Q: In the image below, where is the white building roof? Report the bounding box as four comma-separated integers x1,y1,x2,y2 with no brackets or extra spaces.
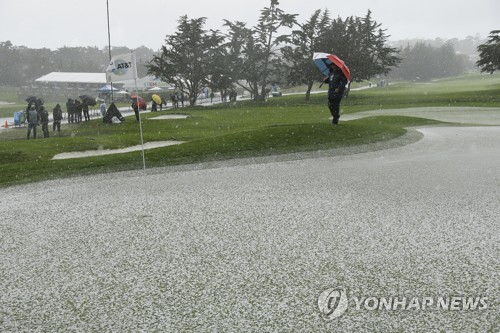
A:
35,72,107,84
34,72,172,90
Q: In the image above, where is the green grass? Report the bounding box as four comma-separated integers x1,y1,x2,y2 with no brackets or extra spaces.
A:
0,73,499,188
0,106,442,188
0,114,442,188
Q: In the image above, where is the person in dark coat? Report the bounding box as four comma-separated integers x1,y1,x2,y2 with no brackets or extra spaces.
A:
66,98,74,123
82,102,90,121
74,100,82,123
324,63,348,125
39,106,50,138
180,93,185,107
53,104,63,133
132,101,140,121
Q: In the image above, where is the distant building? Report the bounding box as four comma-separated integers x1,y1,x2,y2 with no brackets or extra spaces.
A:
34,72,171,91
35,72,109,90
28,72,172,103
118,75,173,91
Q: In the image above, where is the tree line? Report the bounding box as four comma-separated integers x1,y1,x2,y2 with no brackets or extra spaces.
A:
147,2,402,104
389,42,471,81
1,0,497,104
147,0,487,104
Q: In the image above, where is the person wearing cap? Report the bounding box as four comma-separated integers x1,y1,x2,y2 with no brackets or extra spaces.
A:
323,63,348,125
26,105,39,139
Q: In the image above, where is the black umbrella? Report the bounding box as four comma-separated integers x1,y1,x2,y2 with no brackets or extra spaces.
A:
25,96,37,104
25,96,44,111
79,95,97,106
25,96,44,105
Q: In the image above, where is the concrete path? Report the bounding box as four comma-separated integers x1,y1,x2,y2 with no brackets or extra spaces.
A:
343,106,500,125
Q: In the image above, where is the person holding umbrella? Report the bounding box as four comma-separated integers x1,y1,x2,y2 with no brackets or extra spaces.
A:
324,63,348,125
313,53,351,126
82,102,90,121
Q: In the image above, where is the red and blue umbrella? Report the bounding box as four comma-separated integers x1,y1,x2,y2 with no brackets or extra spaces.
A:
313,52,351,81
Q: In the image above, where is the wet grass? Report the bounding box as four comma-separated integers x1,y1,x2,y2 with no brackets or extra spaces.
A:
1,73,498,187
0,112,442,188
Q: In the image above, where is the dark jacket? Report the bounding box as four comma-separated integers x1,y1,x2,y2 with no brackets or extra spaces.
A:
324,70,348,100
27,109,39,125
53,105,63,121
39,107,49,123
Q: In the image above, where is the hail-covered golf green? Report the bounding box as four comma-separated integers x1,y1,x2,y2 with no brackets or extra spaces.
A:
1,74,499,331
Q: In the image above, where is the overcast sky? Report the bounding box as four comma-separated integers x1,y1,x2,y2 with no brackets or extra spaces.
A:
0,0,498,50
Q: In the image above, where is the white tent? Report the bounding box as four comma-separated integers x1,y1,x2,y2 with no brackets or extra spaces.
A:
35,72,107,84
147,86,163,91
97,85,120,92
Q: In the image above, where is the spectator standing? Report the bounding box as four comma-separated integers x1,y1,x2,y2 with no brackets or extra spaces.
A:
74,100,82,123
100,101,107,117
66,98,74,123
171,93,177,109
26,105,39,139
132,101,140,122
82,103,90,121
39,105,49,138
53,104,63,133
39,106,50,138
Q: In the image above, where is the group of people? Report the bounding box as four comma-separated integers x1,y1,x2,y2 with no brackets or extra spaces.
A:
170,92,185,108
26,98,63,139
26,96,99,139
23,62,346,140
65,98,91,123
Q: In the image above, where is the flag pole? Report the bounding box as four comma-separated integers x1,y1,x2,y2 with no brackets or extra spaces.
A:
131,51,150,212
131,51,147,173
106,2,148,214
106,0,114,102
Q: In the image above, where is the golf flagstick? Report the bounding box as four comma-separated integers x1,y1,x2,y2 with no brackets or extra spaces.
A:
131,51,150,214
106,1,150,216
106,0,114,102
